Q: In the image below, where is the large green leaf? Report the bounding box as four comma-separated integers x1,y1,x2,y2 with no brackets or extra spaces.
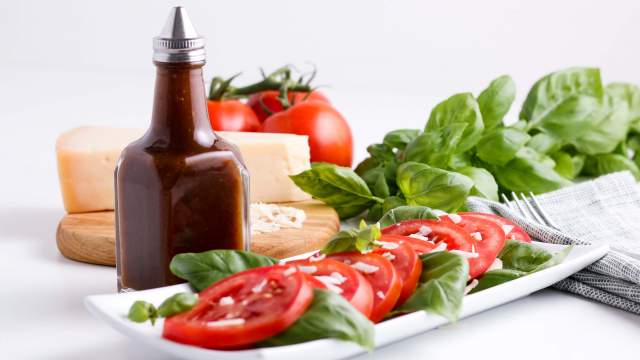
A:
493,148,572,194
520,67,604,140
457,167,499,201
476,127,531,166
395,252,468,321
607,82,640,133
499,240,572,273
570,95,630,155
383,129,421,150
260,289,375,350
378,205,438,228
170,250,278,291
397,162,474,212
290,163,382,219
426,92,485,152
478,75,516,130
582,154,640,180
321,223,381,255
403,124,467,168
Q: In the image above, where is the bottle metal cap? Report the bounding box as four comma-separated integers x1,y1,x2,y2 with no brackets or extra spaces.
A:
153,7,205,63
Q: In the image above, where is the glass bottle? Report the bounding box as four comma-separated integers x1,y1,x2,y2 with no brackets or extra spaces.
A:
115,7,249,291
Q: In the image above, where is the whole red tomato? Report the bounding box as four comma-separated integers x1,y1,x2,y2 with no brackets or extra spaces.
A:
207,100,261,132
247,90,330,123
261,101,353,167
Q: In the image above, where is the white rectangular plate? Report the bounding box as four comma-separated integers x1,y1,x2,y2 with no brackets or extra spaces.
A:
85,242,608,360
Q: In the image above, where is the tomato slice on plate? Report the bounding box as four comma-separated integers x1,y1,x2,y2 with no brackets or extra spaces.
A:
455,214,506,278
163,265,313,349
460,212,532,243
328,252,401,322
372,240,422,305
379,234,437,255
289,258,373,317
382,219,482,277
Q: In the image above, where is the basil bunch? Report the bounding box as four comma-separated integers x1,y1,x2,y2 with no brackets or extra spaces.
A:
292,67,640,221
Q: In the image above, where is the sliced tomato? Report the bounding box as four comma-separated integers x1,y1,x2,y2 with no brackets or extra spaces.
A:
328,252,401,322
302,273,327,289
372,240,422,305
380,234,437,255
455,215,506,278
163,265,313,349
382,219,482,278
460,212,532,243
288,258,373,317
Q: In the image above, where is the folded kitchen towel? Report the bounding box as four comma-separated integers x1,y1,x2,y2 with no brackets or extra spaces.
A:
466,171,640,315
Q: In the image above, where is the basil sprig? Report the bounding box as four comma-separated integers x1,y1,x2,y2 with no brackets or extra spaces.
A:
127,292,197,325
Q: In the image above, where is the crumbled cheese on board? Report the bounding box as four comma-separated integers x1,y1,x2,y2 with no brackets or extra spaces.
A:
250,203,306,235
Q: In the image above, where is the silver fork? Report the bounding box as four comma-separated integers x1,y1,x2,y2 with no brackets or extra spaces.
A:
500,191,561,231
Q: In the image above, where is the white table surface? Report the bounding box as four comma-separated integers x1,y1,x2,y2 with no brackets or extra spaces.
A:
1,67,639,360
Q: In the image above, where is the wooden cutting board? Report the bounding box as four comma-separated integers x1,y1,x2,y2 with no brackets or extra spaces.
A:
56,200,339,266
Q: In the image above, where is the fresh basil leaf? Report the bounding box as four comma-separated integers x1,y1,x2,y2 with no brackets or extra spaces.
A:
582,153,640,180
478,75,516,130
321,223,381,255
449,152,472,170
383,129,421,150
366,202,384,223
527,132,561,155
395,252,468,321
170,250,278,291
290,163,382,219
552,151,579,180
360,166,391,198
128,300,158,325
476,127,531,166
378,205,438,228
457,167,499,201
397,162,474,212
367,143,395,163
354,157,379,177
493,148,571,193
426,92,484,152
381,196,408,214
260,289,375,350
570,96,630,155
520,67,604,140
469,269,527,294
607,82,640,133
157,292,198,318
404,124,467,168
499,240,571,273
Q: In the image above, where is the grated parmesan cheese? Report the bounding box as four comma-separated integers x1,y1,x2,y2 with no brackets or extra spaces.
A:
448,214,462,224
283,267,297,276
464,279,479,295
502,225,514,236
376,291,385,300
449,249,479,259
429,242,448,253
433,209,448,217
374,240,400,250
251,279,267,293
381,252,396,261
470,232,483,241
352,261,380,274
207,318,245,327
409,233,431,242
488,258,503,271
315,274,345,294
298,265,318,274
218,296,234,306
418,225,432,236
250,203,306,235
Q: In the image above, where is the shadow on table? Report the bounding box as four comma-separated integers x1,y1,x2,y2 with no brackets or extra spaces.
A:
0,206,67,262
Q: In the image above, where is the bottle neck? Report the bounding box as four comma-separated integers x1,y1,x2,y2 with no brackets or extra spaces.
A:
148,61,216,148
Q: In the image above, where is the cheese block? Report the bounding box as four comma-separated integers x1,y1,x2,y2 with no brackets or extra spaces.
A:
217,131,311,203
56,126,144,213
56,126,311,213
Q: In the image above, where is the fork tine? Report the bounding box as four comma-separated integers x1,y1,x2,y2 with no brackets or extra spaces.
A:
501,193,513,210
510,192,532,220
519,192,547,225
528,192,561,230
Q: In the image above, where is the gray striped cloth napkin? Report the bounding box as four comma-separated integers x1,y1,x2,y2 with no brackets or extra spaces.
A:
465,171,640,314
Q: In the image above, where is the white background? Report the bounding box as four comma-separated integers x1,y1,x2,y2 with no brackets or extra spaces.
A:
1,1,639,359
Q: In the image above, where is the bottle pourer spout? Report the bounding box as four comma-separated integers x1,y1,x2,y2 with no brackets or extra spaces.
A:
153,7,205,63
